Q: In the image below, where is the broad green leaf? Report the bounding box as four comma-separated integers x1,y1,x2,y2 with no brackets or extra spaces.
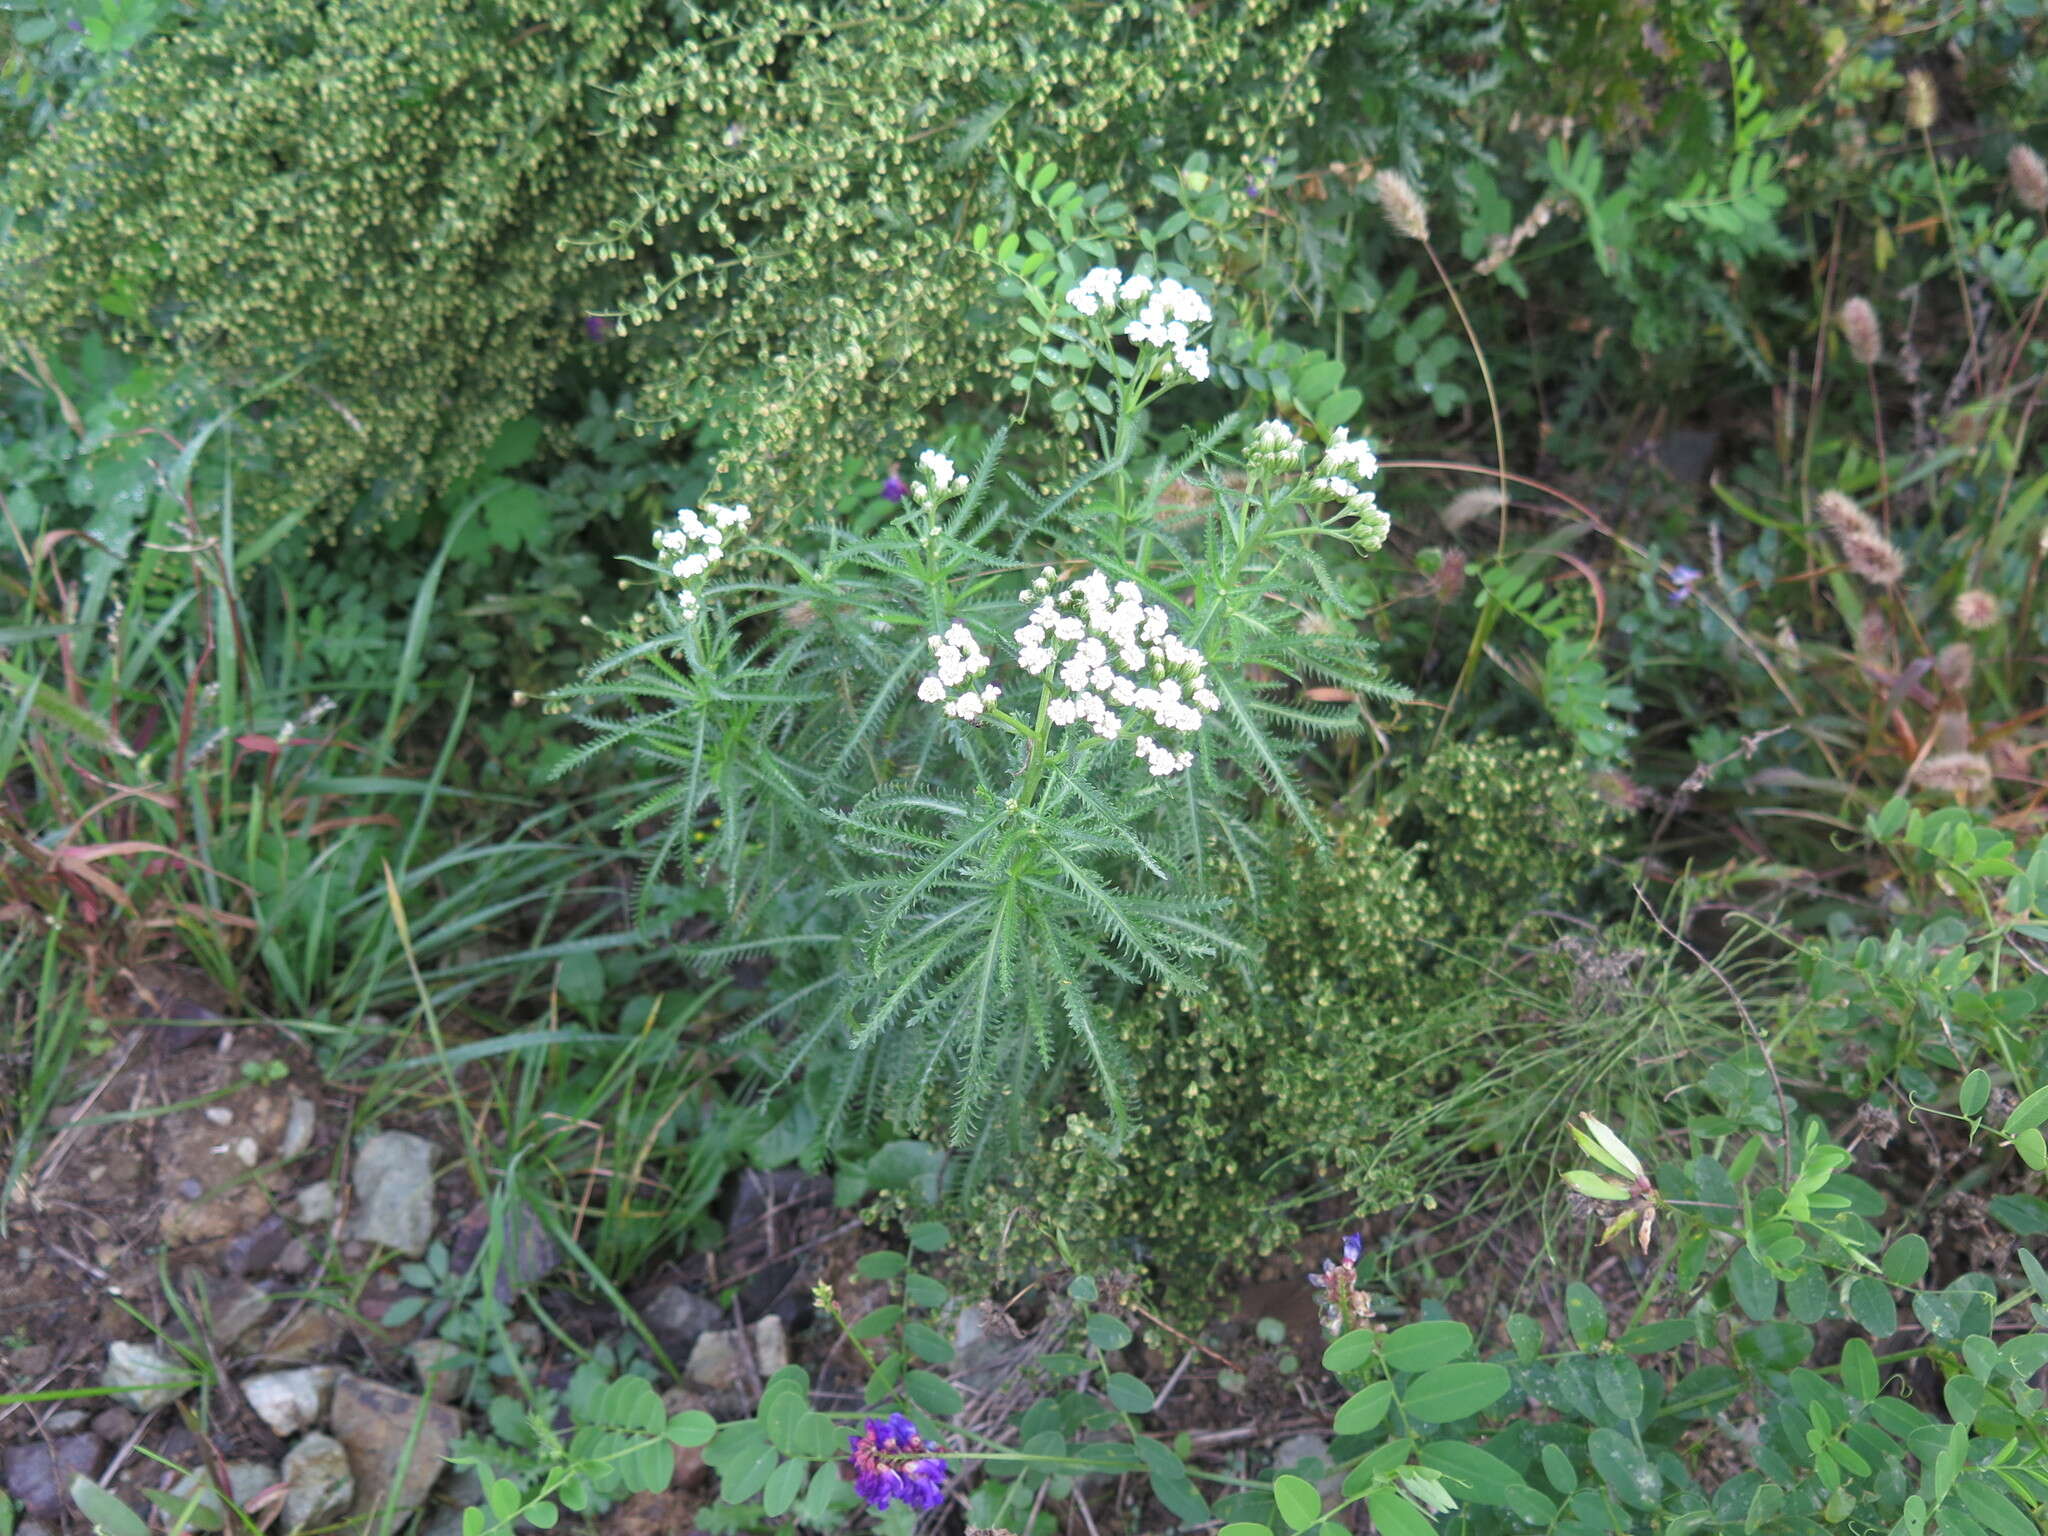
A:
1366,1488,1436,1536
1564,1283,1607,1348
762,1459,805,1518
1839,1337,1879,1401
1541,1444,1578,1494
1587,1427,1662,1508
904,1369,961,1417
1323,1329,1380,1373
2005,1083,2048,1136
1594,1357,1644,1422
1087,1314,1134,1351
1106,1373,1155,1414
855,1251,907,1280
1884,1235,1931,1287
1382,1320,1474,1372
1274,1474,1322,1531
1729,1249,1778,1321
72,1477,153,1536
1960,1069,1992,1119
1403,1362,1511,1423
1847,1275,1898,1338
1419,1440,1523,1506
1334,1380,1395,1434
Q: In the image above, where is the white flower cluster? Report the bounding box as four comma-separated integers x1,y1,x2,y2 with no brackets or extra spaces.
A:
1318,426,1379,482
911,448,969,504
653,502,751,617
917,624,1002,721
1063,264,1213,383
1308,429,1390,554
1247,418,1305,472
1015,567,1218,776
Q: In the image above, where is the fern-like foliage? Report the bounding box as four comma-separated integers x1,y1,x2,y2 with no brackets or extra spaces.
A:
558,279,1408,1146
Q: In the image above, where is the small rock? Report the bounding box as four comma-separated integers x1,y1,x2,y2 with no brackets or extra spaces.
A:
90,1406,137,1443
281,1096,317,1160
169,1460,278,1520
225,1215,291,1278
329,1372,463,1535
260,1306,345,1364
643,1284,724,1345
178,1177,204,1200
235,1136,260,1168
277,1237,314,1275
409,1339,469,1403
6,1438,103,1520
104,1340,189,1411
205,1105,234,1126
184,1271,276,1347
347,1133,438,1257
240,1367,337,1438
43,1409,87,1433
294,1181,336,1225
8,1342,52,1377
445,1200,561,1306
684,1316,786,1396
281,1433,354,1532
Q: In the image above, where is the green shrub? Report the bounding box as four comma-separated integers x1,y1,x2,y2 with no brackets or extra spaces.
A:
4,1,1379,540
962,735,1629,1295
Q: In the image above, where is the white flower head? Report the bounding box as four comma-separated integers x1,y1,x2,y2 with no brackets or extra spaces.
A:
654,502,749,613
1065,265,1125,317
1318,427,1379,482
1018,565,1219,775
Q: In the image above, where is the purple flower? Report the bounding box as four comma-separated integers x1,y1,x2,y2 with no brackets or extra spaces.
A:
847,1414,948,1513
1309,1233,1375,1336
881,469,907,503
583,315,615,342
1667,564,1702,605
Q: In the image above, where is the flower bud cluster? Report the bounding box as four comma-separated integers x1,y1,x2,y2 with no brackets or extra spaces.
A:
1016,567,1219,775
917,623,1002,721
652,502,750,617
1307,429,1390,553
1063,263,1213,382
1247,418,1305,472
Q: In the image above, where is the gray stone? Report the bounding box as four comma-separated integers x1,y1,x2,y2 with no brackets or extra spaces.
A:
15,1519,56,1536
281,1096,318,1160
347,1133,438,1257
240,1366,337,1438
684,1316,786,1395
408,1339,469,1403
187,1272,275,1347
329,1372,463,1535
90,1406,137,1444
6,1437,103,1520
104,1340,189,1411
281,1433,354,1533
43,1409,87,1433
643,1284,724,1344
168,1460,279,1520
294,1181,336,1225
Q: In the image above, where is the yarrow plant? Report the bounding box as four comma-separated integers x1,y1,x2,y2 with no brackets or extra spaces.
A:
651,501,751,618
559,249,1407,1144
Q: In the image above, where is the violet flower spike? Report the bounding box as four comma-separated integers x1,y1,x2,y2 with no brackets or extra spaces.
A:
1667,565,1702,605
881,468,907,503
847,1413,949,1513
